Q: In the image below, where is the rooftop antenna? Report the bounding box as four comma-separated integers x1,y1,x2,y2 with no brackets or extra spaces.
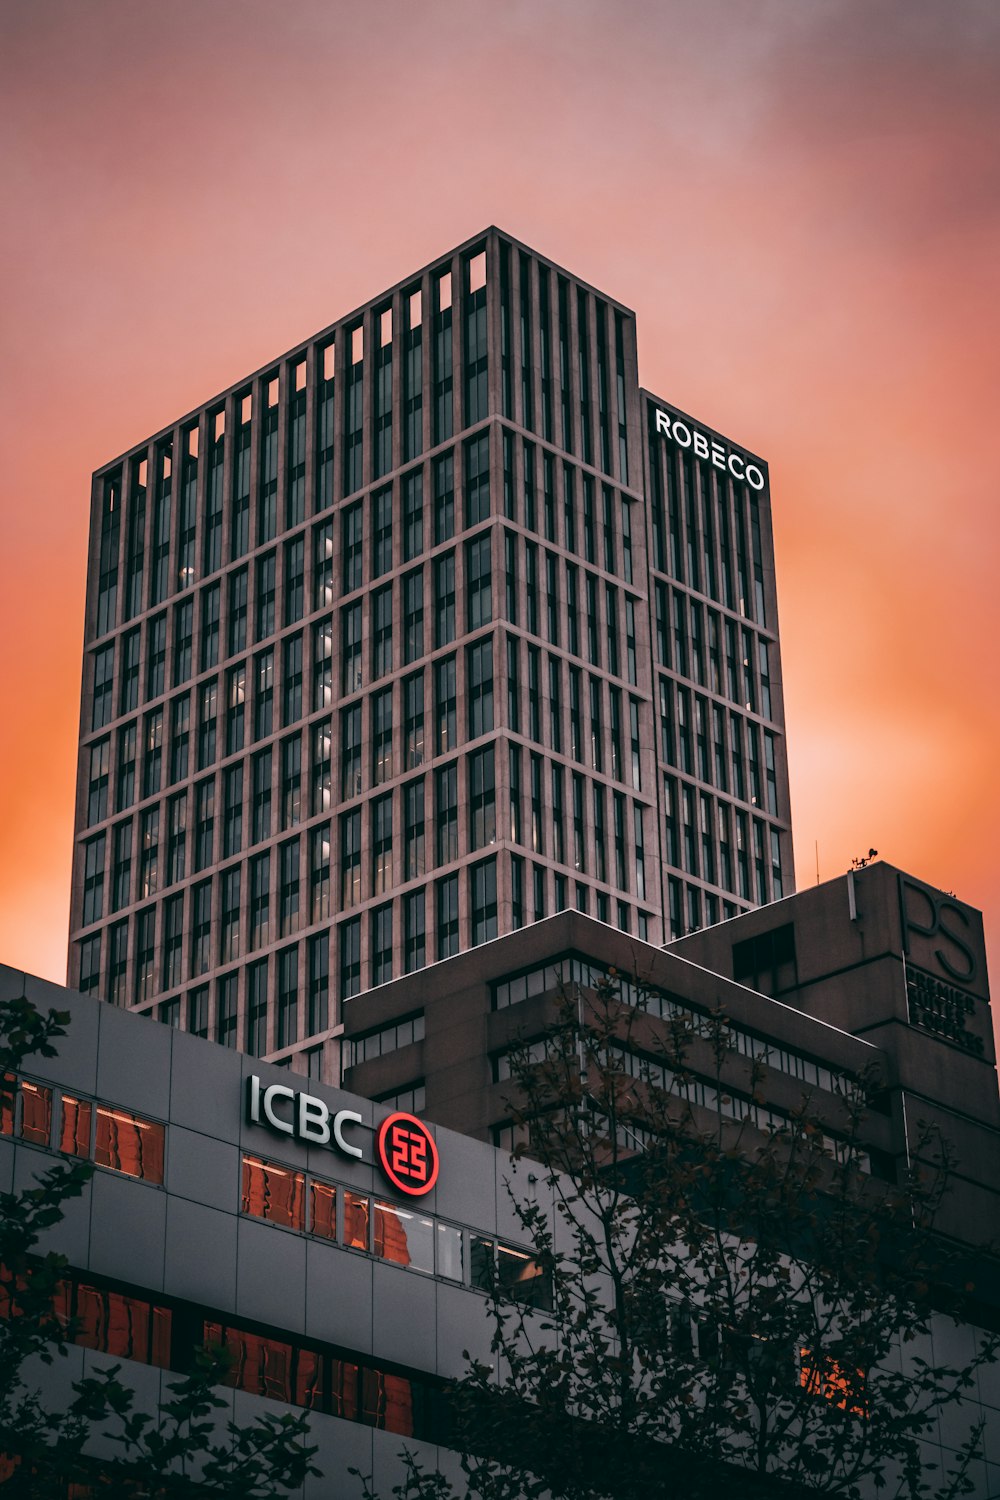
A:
815,840,820,886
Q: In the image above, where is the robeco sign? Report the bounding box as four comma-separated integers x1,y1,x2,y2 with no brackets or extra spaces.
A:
246,1075,439,1196
653,407,765,492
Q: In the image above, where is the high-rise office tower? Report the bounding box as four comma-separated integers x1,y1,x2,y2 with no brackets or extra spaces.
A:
68,228,794,1080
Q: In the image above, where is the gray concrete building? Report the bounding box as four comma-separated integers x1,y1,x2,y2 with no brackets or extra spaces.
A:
340,860,1000,1247
5,886,1000,1492
67,229,794,1082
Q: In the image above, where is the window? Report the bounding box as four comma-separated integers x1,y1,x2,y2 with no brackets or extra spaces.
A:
120,628,140,716
433,451,454,543
404,779,425,881
96,473,121,638
147,611,167,700
282,634,303,726
203,413,223,575
404,889,426,973
241,1155,305,1230
197,680,217,770
188,985,209,1038
95,1106,164,1183
222,764,243,858
403,569,424,664
232,394,252,554
201,584,221,671
169,693,190,785
344,324,364,493
190,879,211,976
277,947,298,1049
374,310,393,479
372,794,393,895
372,486,393,577
82,835,105,927
436,873,459,959
371,904,393,986
228,567,248,658
78,935,101,996
226,663,246,756
467,637,493,739
217,973,238,1048
340,809,361,908
404,290,423,463
251,748,272,844
372,585,393,679
464,432,490,526
166,793,186,885
247,959,268,1055
162,893,183,991
341,600,361,693
433,270,453,445
92,644,115,730
470,858,497,945
250,850,270,950
254,650,274,740
313,520,334,609
311,721,331,816
469,746,496,849
404,671,424,769
340,916,361,999
341,703,362,799
279,838,300,937
220,866,241,964
466,534,492,630
434,655,457,753
436,763,458,866
284,537,305,626
343,501,363,593
59,1092,92,1157
402,469,423,561
318,343,336,510
111,821,132,912
308,931,330,1033
464,249,488,426
345,1012,424,1068
255,553,276,642
88,738,110,826
287,365,307,526
194,779,215,872
372,687,393,787
139,807,159,898
434,553,455,648
280,734,302,829
732,922,798,996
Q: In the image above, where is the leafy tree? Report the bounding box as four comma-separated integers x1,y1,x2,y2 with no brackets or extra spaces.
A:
0,993,319,1498
359,973,997,1500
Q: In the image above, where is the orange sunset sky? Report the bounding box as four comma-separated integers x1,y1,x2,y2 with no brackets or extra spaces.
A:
1,1,998,986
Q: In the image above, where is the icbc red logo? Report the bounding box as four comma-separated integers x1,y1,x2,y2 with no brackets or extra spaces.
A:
376,1112,439,1197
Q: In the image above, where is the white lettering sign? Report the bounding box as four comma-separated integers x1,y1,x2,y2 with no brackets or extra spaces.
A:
653,408,765,492
247,1075,364,1160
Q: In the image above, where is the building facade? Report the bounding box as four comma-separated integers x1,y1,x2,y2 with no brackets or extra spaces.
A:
6,890,1000,1493
68,228,794,1080
339,861,1000,1246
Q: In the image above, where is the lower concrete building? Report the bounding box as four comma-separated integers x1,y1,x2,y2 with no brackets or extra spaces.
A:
3,860,1000,1493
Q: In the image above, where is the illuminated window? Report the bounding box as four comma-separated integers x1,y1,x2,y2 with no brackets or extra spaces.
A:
94,1106,164,1183
799,1349,868,1419
497,1243,552,1310
374,1202,434,1274
343,1190,370,1251
20,1080,52,1146
241,1155,305,1230
75,1282,171,1369
310,1179,336,1240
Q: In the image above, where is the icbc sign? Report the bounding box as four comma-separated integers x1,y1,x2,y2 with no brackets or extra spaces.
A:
246,1077,440,1198
377,1112,440,1197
